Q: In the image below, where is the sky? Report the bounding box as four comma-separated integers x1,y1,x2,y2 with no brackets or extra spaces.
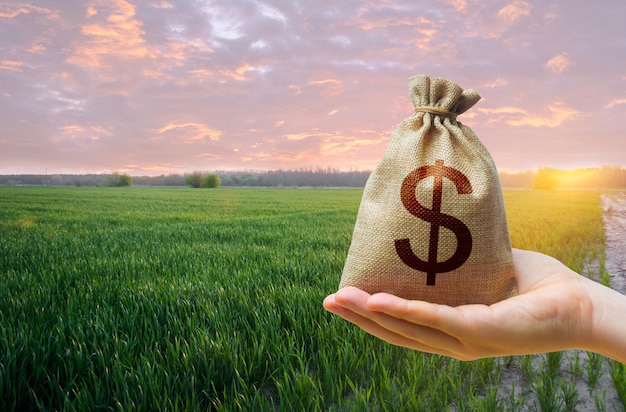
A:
0,0,625,176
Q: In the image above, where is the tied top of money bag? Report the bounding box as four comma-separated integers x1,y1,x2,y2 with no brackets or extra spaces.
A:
339,74,517,306
409,74,481,121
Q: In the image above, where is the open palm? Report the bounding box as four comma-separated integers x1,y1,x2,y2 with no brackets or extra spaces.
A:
324,249,598,361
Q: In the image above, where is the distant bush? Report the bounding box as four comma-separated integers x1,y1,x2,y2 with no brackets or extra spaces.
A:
185,172,221,188
203,173,221,188
185,172,204,188
108,172,132,187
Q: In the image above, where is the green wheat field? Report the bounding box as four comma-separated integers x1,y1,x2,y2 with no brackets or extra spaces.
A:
1,187,624,411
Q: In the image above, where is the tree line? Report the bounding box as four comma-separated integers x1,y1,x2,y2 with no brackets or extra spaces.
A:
496,165,626,190
0,168,372,188
1,166,625,189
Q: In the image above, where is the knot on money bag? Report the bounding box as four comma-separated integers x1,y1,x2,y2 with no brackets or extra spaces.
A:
338,74,516,306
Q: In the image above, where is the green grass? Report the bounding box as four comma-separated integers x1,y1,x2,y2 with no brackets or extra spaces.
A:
504,190,605,272
0,187,622,410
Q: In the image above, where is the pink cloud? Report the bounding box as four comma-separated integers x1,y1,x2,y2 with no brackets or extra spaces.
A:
155,122,222,143
0,3,58,20
50,124,111,143
0,60,26,72
506,103,579,128
307,78,343,95
605,98,626,109
476,103,580,128
444,0,467,12
481,78,508,88
546,53,572,74
67,0,158,72
497,1,532,23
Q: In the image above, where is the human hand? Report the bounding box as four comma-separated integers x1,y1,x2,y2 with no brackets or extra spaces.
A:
324,249,626,363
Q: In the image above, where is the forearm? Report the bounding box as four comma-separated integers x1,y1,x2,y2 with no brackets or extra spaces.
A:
587,279,626,363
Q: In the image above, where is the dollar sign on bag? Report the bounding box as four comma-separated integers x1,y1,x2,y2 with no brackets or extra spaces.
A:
395,159,473,286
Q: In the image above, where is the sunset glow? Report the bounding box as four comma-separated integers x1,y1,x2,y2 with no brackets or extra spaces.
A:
0,1,625,175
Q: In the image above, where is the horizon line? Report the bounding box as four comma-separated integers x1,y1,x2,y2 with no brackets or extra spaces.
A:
1,164,625,177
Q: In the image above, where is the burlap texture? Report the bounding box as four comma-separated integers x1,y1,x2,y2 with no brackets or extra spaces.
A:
339,74,516,306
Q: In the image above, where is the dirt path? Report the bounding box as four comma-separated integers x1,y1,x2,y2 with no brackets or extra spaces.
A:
493,193,626,411
602,192,626,294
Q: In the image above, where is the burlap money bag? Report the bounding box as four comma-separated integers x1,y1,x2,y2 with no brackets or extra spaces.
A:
339,74,516,306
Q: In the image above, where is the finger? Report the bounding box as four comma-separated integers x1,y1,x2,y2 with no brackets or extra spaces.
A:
332,286,372,308
325,292,407,341
327,289,464,357
365,293,468,352
324,289,379,330
326,299,460,358
332,288,432,333
366,293,471,333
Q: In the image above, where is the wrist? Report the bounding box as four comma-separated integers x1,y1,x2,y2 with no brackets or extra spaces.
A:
586,279,626,363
